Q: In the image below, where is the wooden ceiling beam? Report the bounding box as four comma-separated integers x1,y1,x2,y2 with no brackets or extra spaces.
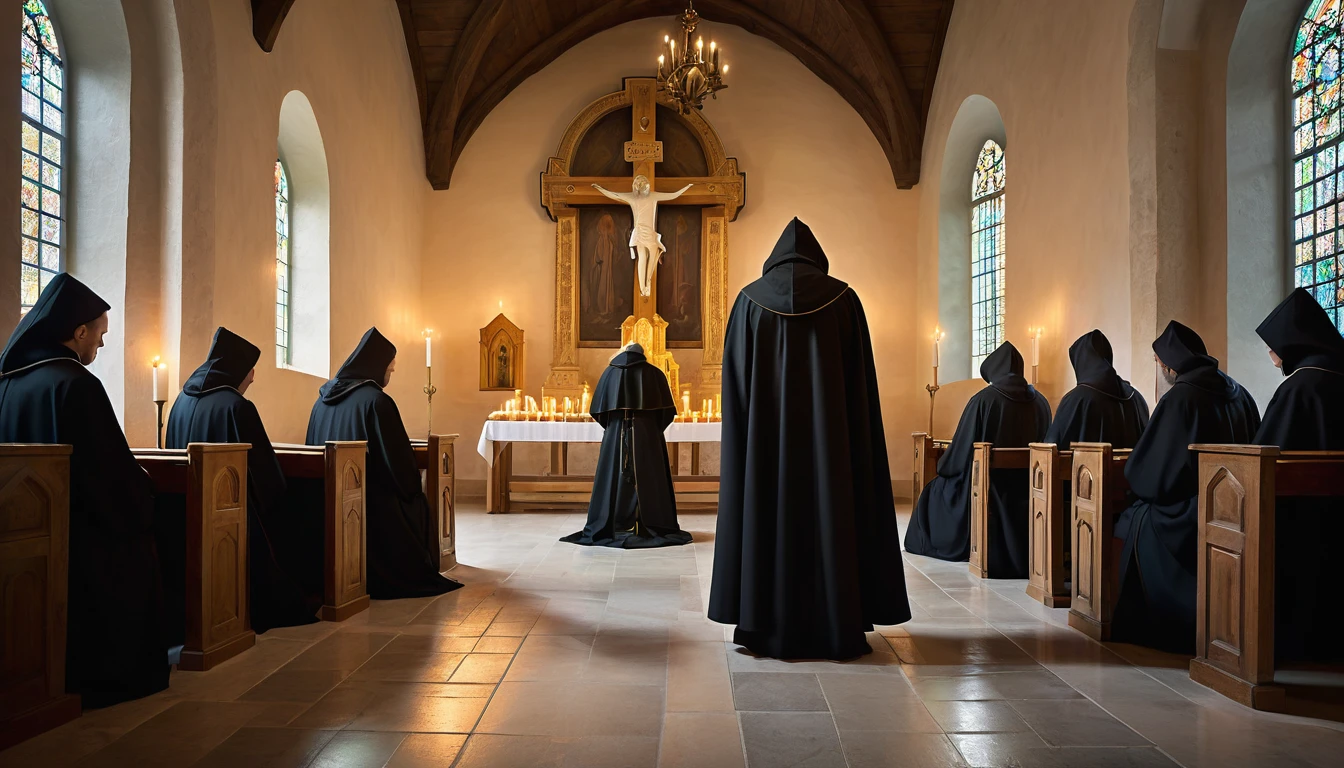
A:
251,0,297,53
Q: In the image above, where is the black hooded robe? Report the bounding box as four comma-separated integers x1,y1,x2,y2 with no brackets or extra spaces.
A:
0,273,169,707
903,342,1052,578
1044,330,1150,450
165,327,320,633
708,218,911,660
1253,288,1344,662
306,328,461,598
560,345,692,549
1113,321,1260,653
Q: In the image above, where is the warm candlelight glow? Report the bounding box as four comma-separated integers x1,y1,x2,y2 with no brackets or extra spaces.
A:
422,328,433,367
151,356,167,401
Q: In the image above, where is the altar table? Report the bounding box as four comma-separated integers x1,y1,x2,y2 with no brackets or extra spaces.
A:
476,420,722,513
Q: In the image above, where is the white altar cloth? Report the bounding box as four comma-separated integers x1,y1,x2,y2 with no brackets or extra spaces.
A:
477,420,722,465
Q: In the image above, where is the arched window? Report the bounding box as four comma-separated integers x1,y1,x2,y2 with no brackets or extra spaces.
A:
275,159,291,365
20,0,64,314
1292,0,1344,329
970,139,1005,369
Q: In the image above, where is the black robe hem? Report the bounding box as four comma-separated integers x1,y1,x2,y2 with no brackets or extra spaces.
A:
560,527,693,549
731,626,873,662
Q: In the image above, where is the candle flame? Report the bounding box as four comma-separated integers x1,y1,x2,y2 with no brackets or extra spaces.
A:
423,328,432,337
721,64,728,74
710,41,716,51
664,34,669,43
151,355,160,366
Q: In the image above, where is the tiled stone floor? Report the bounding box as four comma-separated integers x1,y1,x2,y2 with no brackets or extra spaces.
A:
4,503,1344,767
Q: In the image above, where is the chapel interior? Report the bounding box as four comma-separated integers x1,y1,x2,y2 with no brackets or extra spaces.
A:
3,0,1344,766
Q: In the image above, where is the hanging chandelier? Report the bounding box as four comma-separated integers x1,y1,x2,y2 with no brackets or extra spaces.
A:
656,1,727,114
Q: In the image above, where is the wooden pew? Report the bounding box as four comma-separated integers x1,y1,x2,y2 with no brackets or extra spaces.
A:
1066,443,1131,641
911,432,949,501
412,434,458,571
968,443,1030,579
134,444,255,671
1026,443,1072,607
272,442,370,621
1188,445,1344,712
0,445,80,749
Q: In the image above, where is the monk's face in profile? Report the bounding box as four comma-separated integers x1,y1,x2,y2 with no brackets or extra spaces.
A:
66,312,109,365
1153,354,1177,387
384,356,396,387
1267,347,1283,370
239,368,256,395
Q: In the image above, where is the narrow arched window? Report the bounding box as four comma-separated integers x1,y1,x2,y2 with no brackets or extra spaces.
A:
275,159,291,365
970,139,1005,370
20,0,64,314
1292,0,1344,329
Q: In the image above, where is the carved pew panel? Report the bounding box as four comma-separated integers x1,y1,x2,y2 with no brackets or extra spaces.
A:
136,444,255,671
1188,445,1344,712
1027,444,1071,608
274,442,369,622
968,444,1030,579
911,432,949,502
415,434,458,571
1067,444,1130,641
0,445,80,749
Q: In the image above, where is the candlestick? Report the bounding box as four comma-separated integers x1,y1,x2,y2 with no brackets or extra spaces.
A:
424,364,437,437
926,364,941,435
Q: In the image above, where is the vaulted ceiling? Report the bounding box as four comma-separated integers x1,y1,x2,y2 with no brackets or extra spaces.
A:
259,1,955,190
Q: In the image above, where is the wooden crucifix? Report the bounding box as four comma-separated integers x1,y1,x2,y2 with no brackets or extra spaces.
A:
540,77,745,400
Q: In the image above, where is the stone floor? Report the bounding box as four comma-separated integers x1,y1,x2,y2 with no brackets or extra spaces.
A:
4,504,1344,768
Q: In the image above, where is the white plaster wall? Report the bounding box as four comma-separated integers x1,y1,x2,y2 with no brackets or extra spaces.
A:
195,0,429,443
420,19,920,492
918,0,1139,409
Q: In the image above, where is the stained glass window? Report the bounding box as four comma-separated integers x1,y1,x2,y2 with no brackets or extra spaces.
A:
20,0,63,314
1292,0,1344,332
971,139,1006,370
275,159,291,365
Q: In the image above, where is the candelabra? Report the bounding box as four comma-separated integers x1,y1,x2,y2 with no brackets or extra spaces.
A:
424,365,437,438
926,365,940,435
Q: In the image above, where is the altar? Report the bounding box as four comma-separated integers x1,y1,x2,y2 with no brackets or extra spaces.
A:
477,420,721,513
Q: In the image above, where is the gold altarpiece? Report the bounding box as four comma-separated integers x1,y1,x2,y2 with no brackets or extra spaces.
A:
540,77,745,402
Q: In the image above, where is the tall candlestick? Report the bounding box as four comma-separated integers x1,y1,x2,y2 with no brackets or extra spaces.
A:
424,364,437,437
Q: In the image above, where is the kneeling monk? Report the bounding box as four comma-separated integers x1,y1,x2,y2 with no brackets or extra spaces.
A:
306,328,461,598
561,343,692,548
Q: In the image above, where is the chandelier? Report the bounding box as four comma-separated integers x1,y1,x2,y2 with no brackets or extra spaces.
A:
656,1,727,114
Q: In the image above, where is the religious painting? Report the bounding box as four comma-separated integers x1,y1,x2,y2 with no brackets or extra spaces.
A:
657,205,703,346
479,313,524,391
578,205,635,344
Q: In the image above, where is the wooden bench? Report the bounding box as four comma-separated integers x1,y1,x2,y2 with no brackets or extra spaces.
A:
0,445,80,749
968,444,1031,578
1188,445,1344,712
911,432,949,500
1026,443,1072,607
134,444,255,671
411,435,458,570
1066,443,1131,641
272,442,370,621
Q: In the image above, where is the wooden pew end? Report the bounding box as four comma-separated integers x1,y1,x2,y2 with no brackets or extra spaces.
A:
319,594,371,623
1189,658,1286,713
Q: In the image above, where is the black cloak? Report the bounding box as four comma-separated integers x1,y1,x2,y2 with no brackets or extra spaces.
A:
1044,330,1150,450
1113,321,1261,652
560,344,691,549
1253,288,1344,661
165,327,320,633
903,342,1052,578
708,218,910,660
0,274,169,707
306,328,461,598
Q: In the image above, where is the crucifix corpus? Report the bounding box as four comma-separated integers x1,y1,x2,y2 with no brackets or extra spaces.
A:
592,176,693,297
540,77,746,403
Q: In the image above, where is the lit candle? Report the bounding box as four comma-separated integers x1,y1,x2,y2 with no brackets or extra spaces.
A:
1031,328,1040,368
714,393,721,419
424,329,432,367
151,357,165,401
682,390,691,415
581,383,591,415
932,328,941,369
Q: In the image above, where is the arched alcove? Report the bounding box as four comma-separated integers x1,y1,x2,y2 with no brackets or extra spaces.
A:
45,0,132,419
938,94,1006,382
277,89,330,378
1225,0,1298,406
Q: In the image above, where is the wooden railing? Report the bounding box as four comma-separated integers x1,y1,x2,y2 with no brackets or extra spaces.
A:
272,442,369,621
1026,443,1072,607
1066,443,1131,641
412,434,458,571
0,445,80,749
911,432,950,501
134,444,254,671
1188,445,1344,712
968,444,1030,578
